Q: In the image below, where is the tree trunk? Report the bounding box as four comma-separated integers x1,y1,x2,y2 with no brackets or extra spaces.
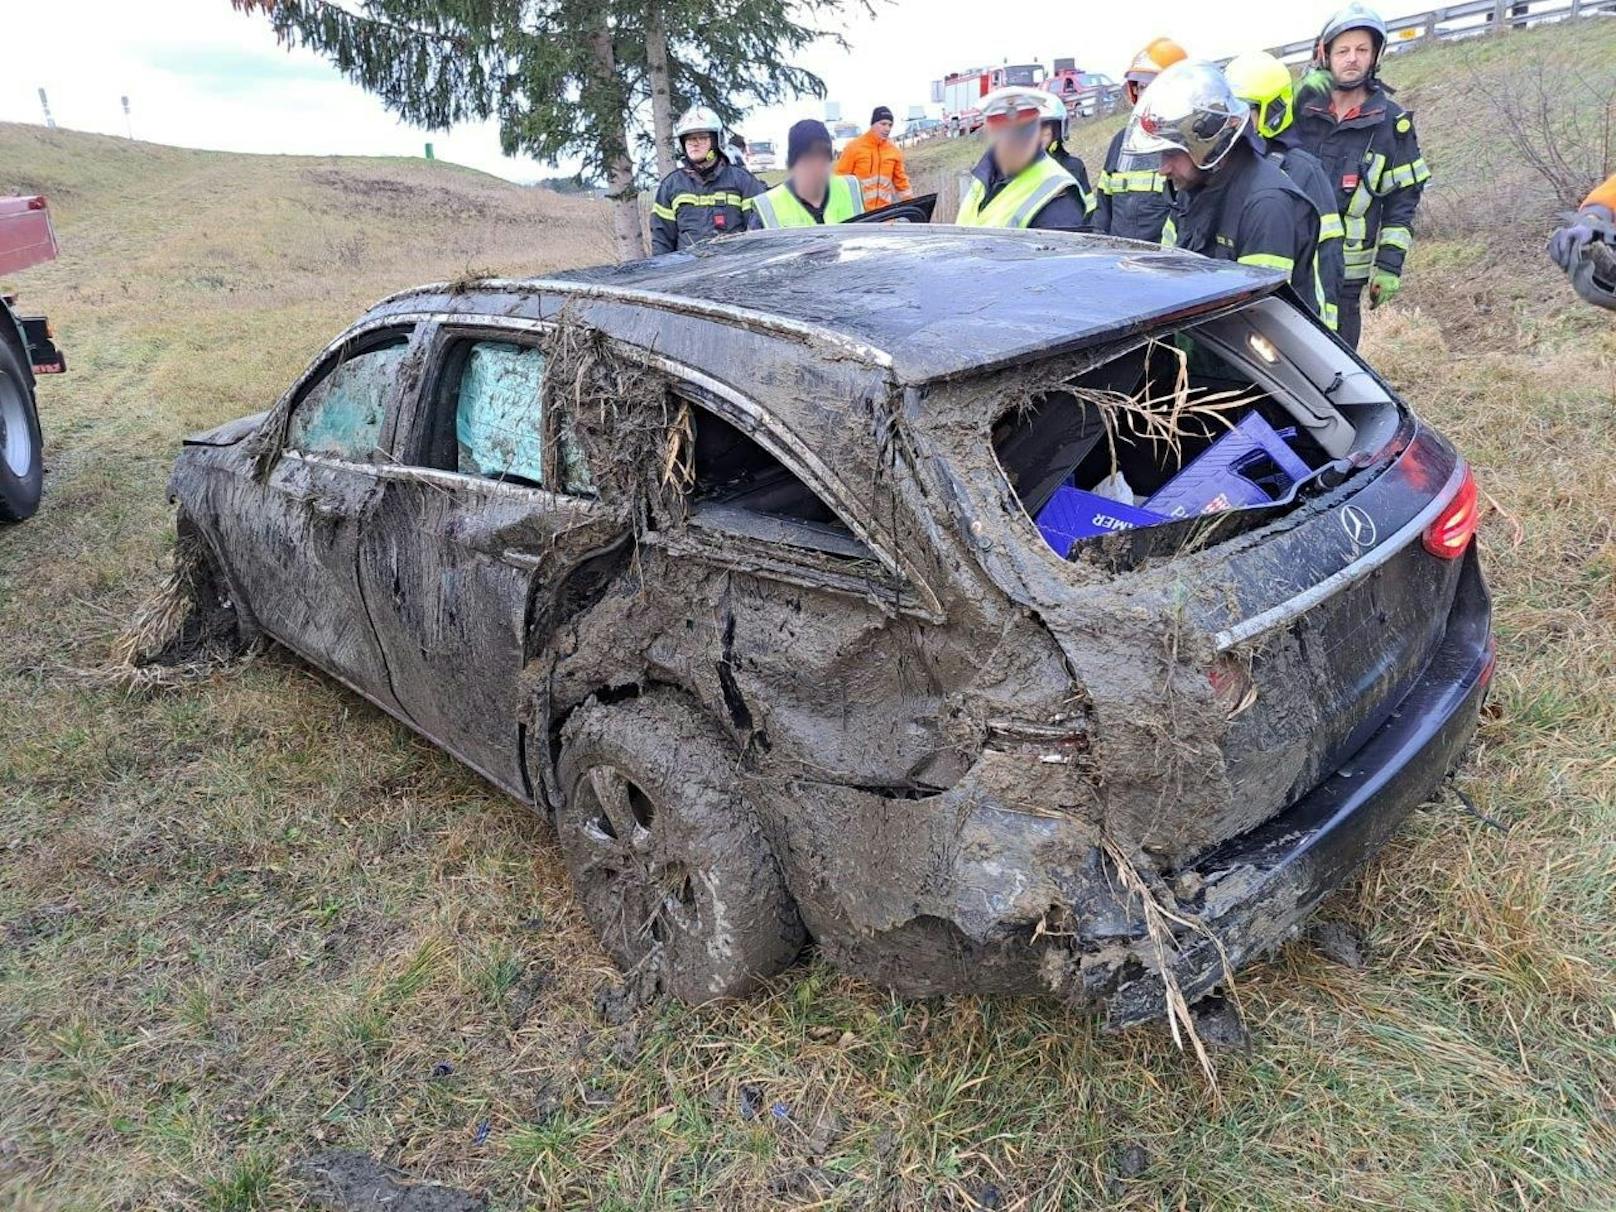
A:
588,21,647,262
646,3,675,180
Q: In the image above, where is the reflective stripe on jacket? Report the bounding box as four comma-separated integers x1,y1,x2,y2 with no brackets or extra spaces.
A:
650,153,764,255
1163,139,1324,319
1292,82,1428,283
835,130,912,210
751,175,865,228
1095,126,1172,243
956,150,1082,229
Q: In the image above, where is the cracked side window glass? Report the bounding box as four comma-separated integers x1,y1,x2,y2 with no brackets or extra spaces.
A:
455,341,545,484
452,340,594,494
286,338,407,460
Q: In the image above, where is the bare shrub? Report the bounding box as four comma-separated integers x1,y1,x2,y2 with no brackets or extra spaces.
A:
1462,53,1616,210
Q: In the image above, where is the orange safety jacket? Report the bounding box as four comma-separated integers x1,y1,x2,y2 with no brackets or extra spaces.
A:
1586,172,1616,214
835,130,912,210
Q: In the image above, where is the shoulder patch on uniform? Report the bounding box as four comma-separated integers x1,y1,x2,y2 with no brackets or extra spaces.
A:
1396,115,1412,133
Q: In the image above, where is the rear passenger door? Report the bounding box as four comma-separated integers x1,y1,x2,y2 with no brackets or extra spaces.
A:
359,325,624,799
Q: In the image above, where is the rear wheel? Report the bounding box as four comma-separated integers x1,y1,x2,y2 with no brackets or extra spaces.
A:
0,335,43,523
556,691,804,1002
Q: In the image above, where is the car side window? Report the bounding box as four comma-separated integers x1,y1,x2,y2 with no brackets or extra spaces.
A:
454,341,546,483
286,337,408,460
435,337,594,493
686,397,872,562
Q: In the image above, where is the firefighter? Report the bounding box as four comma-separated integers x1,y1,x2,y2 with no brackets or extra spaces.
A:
1291,3,1429,348
1547,173,1616,310
1126,62,1324,317
1037,93,1099,231
749,120,865,229
650,105,764,255
835,106,913,212
1225,50,1347,331
1096,36,1188,241
955,87,1087,231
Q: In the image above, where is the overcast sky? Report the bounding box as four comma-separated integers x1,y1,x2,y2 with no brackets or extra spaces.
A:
0,0,1359,181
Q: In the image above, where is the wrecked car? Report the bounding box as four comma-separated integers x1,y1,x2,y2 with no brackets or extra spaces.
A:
165,226,1493,1025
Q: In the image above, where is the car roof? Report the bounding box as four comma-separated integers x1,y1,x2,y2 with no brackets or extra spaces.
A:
536,226,1283,385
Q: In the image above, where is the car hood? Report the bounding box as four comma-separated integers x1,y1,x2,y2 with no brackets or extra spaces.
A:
183,411,267,447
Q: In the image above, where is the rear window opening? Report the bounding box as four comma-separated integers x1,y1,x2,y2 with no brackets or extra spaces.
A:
686,401,871,561
992,299,1400,563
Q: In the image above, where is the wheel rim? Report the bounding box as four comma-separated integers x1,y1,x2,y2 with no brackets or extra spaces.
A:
0,369,34,478
572,764,703,962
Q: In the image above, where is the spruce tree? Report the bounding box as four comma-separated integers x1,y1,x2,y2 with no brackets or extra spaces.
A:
232,0,865,261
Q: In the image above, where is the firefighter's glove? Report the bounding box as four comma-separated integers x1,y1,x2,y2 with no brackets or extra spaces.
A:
1549,206,1615,272
1548,217,1598,273
1368,269,1401,309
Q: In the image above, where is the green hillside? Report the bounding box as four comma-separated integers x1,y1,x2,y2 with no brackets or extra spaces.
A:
2,15,1615,1209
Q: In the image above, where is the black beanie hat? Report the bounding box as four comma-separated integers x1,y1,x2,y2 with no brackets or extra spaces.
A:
787,119,833,167
871,106,895,126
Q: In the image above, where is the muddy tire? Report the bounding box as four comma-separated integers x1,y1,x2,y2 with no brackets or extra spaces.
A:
0,334,43,523
556,691,804,1002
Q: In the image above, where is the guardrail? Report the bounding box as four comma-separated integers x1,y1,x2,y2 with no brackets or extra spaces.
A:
908,0,1616,144
1267,0,1616,62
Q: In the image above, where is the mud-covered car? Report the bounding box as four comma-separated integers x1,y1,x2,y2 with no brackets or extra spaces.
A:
167,227,1493,1024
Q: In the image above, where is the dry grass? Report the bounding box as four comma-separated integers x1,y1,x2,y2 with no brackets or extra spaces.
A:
4,19,1616,1205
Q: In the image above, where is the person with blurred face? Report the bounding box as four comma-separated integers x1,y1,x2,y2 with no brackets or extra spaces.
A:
1095,36,1187,240
1125,62,1324,318
650,105,765,255
954,87,1087,230
835,106,912,211
749,120,866,229
1291,4,1430,348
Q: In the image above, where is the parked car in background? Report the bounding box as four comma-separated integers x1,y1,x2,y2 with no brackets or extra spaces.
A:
165,226,1492,1023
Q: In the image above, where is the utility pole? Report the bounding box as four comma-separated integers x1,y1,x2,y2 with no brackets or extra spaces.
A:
121,96,133,139
38,88,55,129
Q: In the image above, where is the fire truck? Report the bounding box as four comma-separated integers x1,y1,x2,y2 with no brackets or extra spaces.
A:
932,62,1046,134
1,195,66,523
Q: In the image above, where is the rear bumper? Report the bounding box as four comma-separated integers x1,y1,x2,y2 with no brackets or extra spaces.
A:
1102,546,1493,1025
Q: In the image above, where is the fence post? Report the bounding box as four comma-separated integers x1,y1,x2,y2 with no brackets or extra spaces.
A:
1489,0,1507,30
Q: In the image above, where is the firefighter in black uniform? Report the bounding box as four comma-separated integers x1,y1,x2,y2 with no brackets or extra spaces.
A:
1037,93,1097,231
1096,36,1188,241
1126,61,1324,318
1225,50,1347,331
1291,4,1430,348
651,105,764,255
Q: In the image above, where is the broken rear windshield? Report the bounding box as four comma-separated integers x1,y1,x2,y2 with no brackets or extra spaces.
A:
992,303,1382,560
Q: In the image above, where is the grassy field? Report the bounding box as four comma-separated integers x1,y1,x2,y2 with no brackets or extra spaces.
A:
3,16,1616,1210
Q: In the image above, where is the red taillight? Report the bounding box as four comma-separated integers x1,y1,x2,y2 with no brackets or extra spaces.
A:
1424,466,1479,559
26,195,47,210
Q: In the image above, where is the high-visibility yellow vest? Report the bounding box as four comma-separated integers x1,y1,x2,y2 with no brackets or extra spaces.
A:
752,176,865,228
956,156,1079,228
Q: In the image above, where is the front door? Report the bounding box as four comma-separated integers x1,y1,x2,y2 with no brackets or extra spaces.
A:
359,327,625,798
216,326,418,713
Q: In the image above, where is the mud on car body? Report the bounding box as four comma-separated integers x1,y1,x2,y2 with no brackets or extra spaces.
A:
167,226,1492,1024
